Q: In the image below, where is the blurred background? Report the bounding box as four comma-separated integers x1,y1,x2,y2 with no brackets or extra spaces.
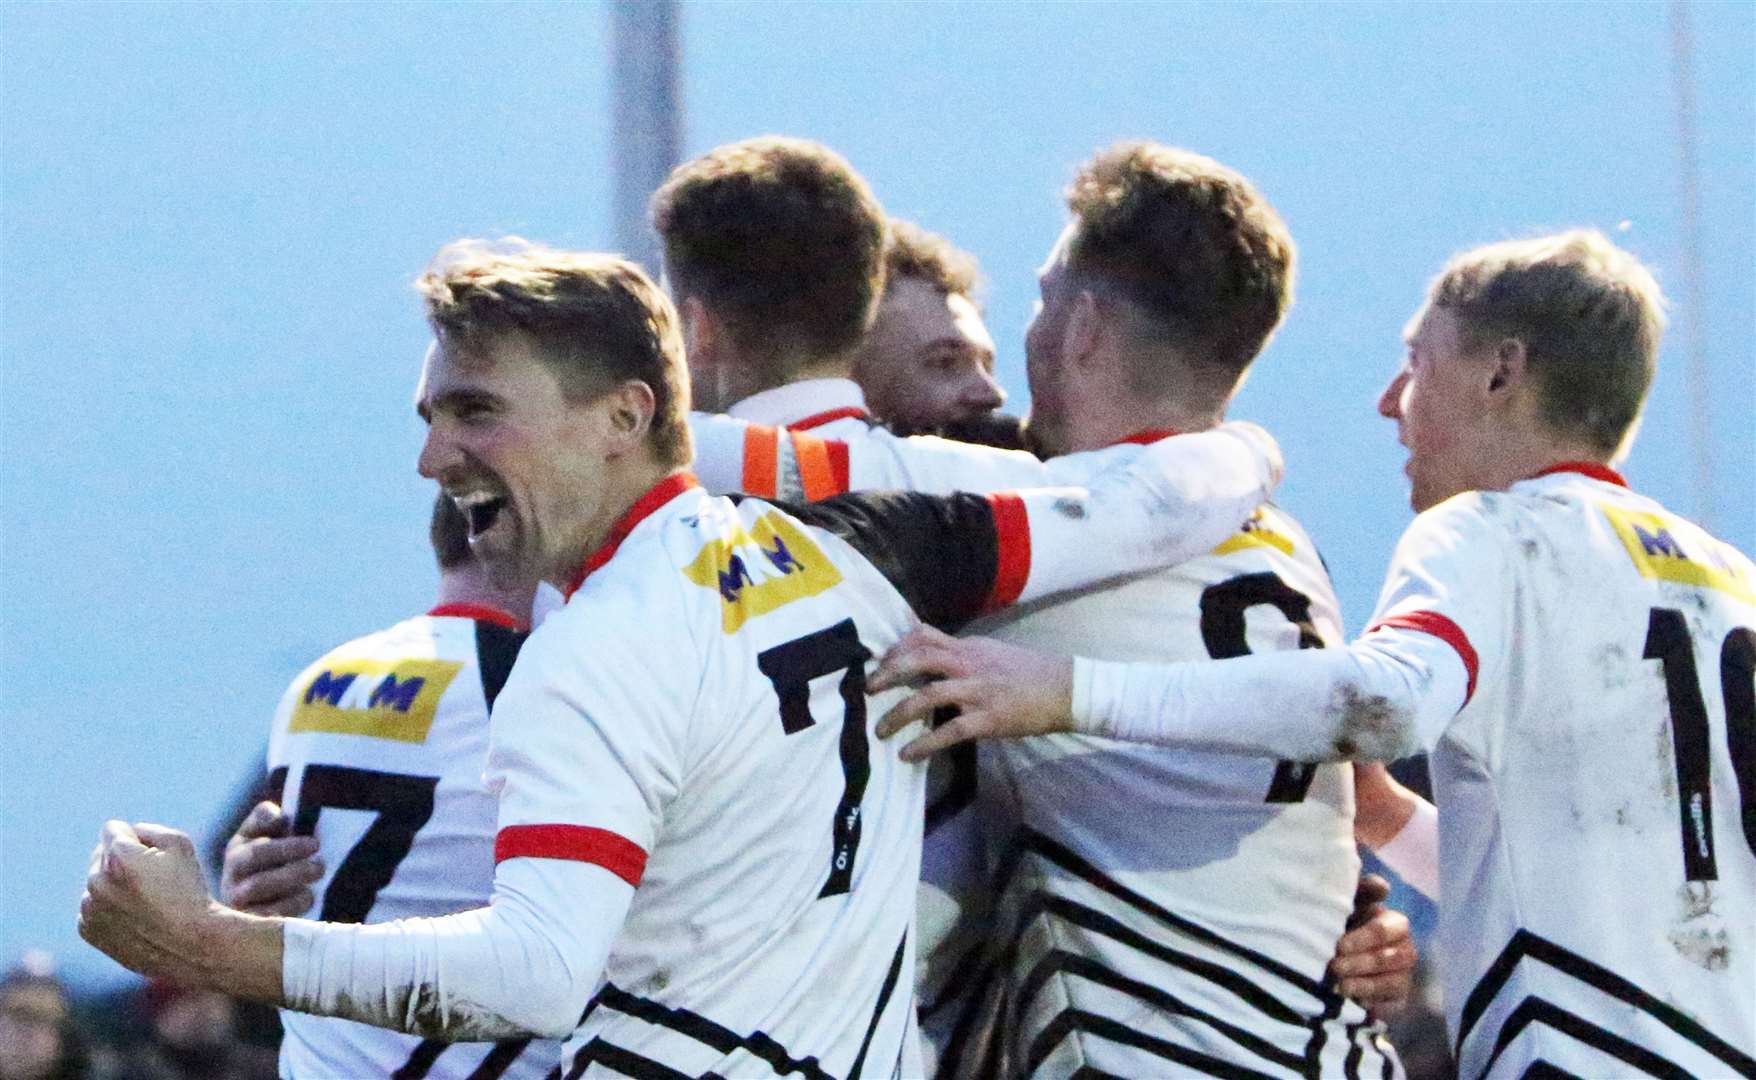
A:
2,1,1750,1074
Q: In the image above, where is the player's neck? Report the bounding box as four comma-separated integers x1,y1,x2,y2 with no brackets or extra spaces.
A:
1057,394,1226,454
1473,426,1614,492
435,567,530,625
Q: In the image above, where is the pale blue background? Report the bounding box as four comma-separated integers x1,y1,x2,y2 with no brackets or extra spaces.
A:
4,1,1751,989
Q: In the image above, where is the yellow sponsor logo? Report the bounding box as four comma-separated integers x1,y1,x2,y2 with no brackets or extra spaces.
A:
1212,508,1296,558
288,658,462,743
682,512,843,633
1600,503,1756,604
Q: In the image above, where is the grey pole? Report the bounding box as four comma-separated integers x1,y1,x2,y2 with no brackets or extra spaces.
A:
610,0,682,276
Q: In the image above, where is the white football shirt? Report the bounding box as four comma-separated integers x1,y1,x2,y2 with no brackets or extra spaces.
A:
1073,465,1756,1079
267,606,559,1080
484,457,1272,1078
954,440,1396,1080
1366,467,1756,1080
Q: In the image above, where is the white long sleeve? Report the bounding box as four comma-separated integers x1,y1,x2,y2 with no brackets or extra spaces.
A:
1071,624,1471,762
281,857,634,1040
1006,422,1283,605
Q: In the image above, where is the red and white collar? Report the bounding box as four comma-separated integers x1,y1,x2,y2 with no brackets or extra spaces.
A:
564,472,701,598
1527,461,1628,488
427,603,522,630
727,379,871,430
1105,427,1181,448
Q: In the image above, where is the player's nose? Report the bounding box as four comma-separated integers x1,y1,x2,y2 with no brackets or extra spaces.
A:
1376,371,1407,420
962,370,1006,412
417,426,459,481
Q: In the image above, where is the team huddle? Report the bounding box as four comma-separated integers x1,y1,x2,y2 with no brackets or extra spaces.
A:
77,137,1754,1080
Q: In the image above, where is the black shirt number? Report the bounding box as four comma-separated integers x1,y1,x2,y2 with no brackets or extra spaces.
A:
1199,572,1326,803
758,618,874,898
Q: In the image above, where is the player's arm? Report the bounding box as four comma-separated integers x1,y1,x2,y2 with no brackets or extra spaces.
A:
794,421,1284,628
873,496,1504,764
82,616,671,1041
687,410,1055,498
1353,763,1439,899
80,820,625,1039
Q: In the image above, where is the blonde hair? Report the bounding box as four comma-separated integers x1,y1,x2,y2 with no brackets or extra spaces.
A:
1430,229,1666,456
417,238,692,467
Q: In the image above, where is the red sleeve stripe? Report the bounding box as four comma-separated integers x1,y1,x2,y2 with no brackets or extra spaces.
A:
1367,611,1480,705
741,425,780,499
982,492,1032,612
494,824,647,887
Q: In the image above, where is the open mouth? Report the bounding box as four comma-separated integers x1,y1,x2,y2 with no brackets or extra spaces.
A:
451,491,509,540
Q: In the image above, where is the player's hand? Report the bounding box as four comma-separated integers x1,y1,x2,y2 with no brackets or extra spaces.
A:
871,625,1075,762
1329,874,1416,1016
221,801,322,916
80,821,224,984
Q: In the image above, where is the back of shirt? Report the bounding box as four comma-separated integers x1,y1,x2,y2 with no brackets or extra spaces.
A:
268,613,556,1080
488,483,1034,1080
957,444,1385,1079
1370,472,1756,1079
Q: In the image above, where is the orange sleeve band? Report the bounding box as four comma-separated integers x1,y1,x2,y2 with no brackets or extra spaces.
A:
792,431,850,501
741,425,780,498
982,492,1032,612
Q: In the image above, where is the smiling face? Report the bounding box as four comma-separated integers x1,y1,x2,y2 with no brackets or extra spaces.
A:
855,276,1004,431
416,334,620,590
1378,305,1502,512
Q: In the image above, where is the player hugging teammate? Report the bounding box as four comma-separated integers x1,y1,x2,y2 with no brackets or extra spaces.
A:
79,136,1752,1080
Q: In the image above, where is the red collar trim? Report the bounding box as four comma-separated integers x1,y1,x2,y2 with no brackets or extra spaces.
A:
428,603,522,631
565,472,700,598
1530,461,1627,488
1107,428,1181,447
788,406,870,431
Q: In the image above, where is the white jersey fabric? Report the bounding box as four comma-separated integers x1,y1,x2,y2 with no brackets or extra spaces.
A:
695,396,1394,1078
281,437,1281,1079
1075,465,1756,1080
267,606,558,1080
955,439,1396,1080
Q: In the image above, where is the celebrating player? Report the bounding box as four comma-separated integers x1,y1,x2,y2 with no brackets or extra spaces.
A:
219,496,554,1078
852,218,1009,436
79,240,1286,1079
668,136,1421,1076
872,229,1756,1080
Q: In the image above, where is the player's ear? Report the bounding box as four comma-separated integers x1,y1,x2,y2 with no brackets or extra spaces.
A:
601,379,657,455
1485,336,1529,402
1064,289,1104,369
679,295,716,368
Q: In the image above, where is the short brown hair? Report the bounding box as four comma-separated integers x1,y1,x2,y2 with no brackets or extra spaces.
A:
417,238,691,467
1429,229,1666,456
651,136,886,363
885,218,982,300
1065,142,1295,380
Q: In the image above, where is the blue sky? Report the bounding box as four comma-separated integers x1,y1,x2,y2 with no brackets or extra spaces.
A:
3,1,1751,988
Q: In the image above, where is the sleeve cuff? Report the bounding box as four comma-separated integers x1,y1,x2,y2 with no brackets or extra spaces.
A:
1372,798,1440,900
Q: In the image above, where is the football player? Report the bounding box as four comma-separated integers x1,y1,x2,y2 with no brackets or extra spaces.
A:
872,230,1756,1080
223,495,553,1078
80,240,1286,1079
665,136,1423,1077
852,218,1009,437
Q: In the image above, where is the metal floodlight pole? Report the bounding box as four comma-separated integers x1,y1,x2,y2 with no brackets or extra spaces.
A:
610,0,682,276
1669,0,1715,531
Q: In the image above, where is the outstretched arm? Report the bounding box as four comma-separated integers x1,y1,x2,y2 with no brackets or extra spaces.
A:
869,621,1469,763
81,820,628,1040
799,422,1284,629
